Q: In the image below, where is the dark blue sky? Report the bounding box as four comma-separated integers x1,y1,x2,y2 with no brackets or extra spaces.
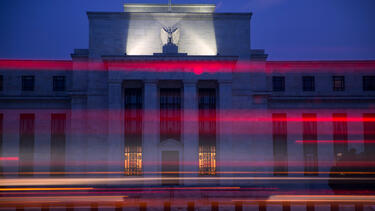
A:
0,0,374,61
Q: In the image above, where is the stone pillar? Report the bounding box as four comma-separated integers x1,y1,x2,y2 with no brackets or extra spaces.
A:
107,80,123,174
218,80,233,183
183,80,199,180
143,80,159,181
69,96,87,173
68,58,88,173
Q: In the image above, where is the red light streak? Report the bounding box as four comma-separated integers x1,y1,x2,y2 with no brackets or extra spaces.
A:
1,59,375,73
0,157,19,161
296,140,375,144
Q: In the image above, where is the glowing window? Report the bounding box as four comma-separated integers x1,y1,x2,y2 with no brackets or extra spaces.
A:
199,145,216,176
198,88,216,176
124,145,142,176
124,88,143,176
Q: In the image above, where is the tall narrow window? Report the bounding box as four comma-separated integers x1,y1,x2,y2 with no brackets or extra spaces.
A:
272,113,288,175
272,76,285,91
124,88,143,176
22,76,34,91
363,113,375,161
51,113,66,175
0,75,3,91
332,113,348,160
160,88,181,142
302,113,318,175
302,76,315,91
199,88,216,176
53,76,66,91
19,114,35,175
0,113,3,175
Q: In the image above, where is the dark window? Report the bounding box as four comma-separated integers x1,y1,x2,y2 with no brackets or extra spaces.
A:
51,113,66,175
22,76,34,91
19,113,35,175
332,113,348,160
272,76,285,91
0,75,3,91
363,76,375,91
272,113,288,175
160,88,181,142
332,76,345,91
363,113,375,161
302,76,315,91
53,76,65,91
302,113,318,176
0,113,3,174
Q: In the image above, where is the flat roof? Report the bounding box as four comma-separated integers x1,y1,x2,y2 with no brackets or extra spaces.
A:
123,3,216,13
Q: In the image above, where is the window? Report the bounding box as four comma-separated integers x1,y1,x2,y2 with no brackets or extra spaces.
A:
272,76,285,91
0,75,3,91
53,76,65,91
363,113,375,161
0,113,3,174
302,113,318,175
160,88,181,142
199,88,217,176
332,76,345,91
302,76,315,91
363,76,375,91
22,75,34,91
19,113,35,175
272,113,288,175
51,113,66,175
332,113,348,160
124,88,143,176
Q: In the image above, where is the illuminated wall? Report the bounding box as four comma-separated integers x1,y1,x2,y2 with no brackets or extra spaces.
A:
88,4,251,58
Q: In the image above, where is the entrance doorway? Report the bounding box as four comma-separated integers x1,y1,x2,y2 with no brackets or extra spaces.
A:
162,151,179,185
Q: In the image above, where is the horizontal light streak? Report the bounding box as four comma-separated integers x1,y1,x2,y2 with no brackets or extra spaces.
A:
1,59,375,73
266,195,375,203
2,176,375,186
296,140,375,144
0,157,18,161
0,188,93,191
5,171,375,175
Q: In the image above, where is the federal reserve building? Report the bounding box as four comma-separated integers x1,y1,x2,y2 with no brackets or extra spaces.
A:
0,3,375,211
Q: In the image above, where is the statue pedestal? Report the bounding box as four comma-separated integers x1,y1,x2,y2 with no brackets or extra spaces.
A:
153,43,187,56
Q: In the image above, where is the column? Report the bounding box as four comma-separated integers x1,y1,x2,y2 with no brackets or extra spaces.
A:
218,80,233,183
143,80,159,180
183,80,199,179
68,96,87,173
107,80,123,173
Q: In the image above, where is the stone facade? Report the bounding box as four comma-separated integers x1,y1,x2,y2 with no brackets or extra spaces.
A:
0,4,374,190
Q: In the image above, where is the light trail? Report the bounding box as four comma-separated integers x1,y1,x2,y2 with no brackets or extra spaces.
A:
296,140,375,144
1,59,375,73
4,171,375,175
0,157,19,161
266,195,375,203
1,176,375,186
0,188,94,191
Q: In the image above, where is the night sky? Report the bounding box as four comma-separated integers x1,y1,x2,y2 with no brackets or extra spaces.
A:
0,0,374,61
